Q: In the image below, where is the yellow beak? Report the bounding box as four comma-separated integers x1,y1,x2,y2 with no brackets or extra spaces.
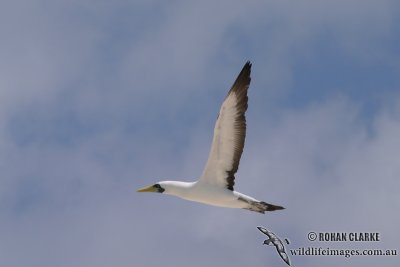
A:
137,185,157,193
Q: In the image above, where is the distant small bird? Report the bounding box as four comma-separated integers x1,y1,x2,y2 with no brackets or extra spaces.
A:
137,62,284,214
257,226,291,266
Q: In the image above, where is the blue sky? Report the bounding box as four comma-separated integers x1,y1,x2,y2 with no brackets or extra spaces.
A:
1,1,400,266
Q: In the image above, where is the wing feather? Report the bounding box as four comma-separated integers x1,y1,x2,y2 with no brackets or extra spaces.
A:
199,62,251,190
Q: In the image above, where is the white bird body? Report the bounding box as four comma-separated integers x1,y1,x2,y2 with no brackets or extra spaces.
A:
159,181,257,209
138,62,284,214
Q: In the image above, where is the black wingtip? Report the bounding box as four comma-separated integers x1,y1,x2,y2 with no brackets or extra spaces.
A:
234,60,252,86
243,61,252,71
234,61,251,80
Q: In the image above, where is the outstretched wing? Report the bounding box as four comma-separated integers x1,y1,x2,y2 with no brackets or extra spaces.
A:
198,62,251,190
257,226,274,239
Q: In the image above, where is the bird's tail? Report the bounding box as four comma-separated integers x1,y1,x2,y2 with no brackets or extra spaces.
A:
244,201,285,214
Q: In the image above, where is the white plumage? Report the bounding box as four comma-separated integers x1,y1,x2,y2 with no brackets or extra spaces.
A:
137,62,284,213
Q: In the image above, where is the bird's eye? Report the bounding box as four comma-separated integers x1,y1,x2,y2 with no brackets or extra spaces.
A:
153,184,165,193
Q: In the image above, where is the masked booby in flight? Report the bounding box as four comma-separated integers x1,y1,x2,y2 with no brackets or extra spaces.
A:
137,61,284,213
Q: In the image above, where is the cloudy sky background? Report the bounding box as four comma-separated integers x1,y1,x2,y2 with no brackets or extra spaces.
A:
1,0,400,266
